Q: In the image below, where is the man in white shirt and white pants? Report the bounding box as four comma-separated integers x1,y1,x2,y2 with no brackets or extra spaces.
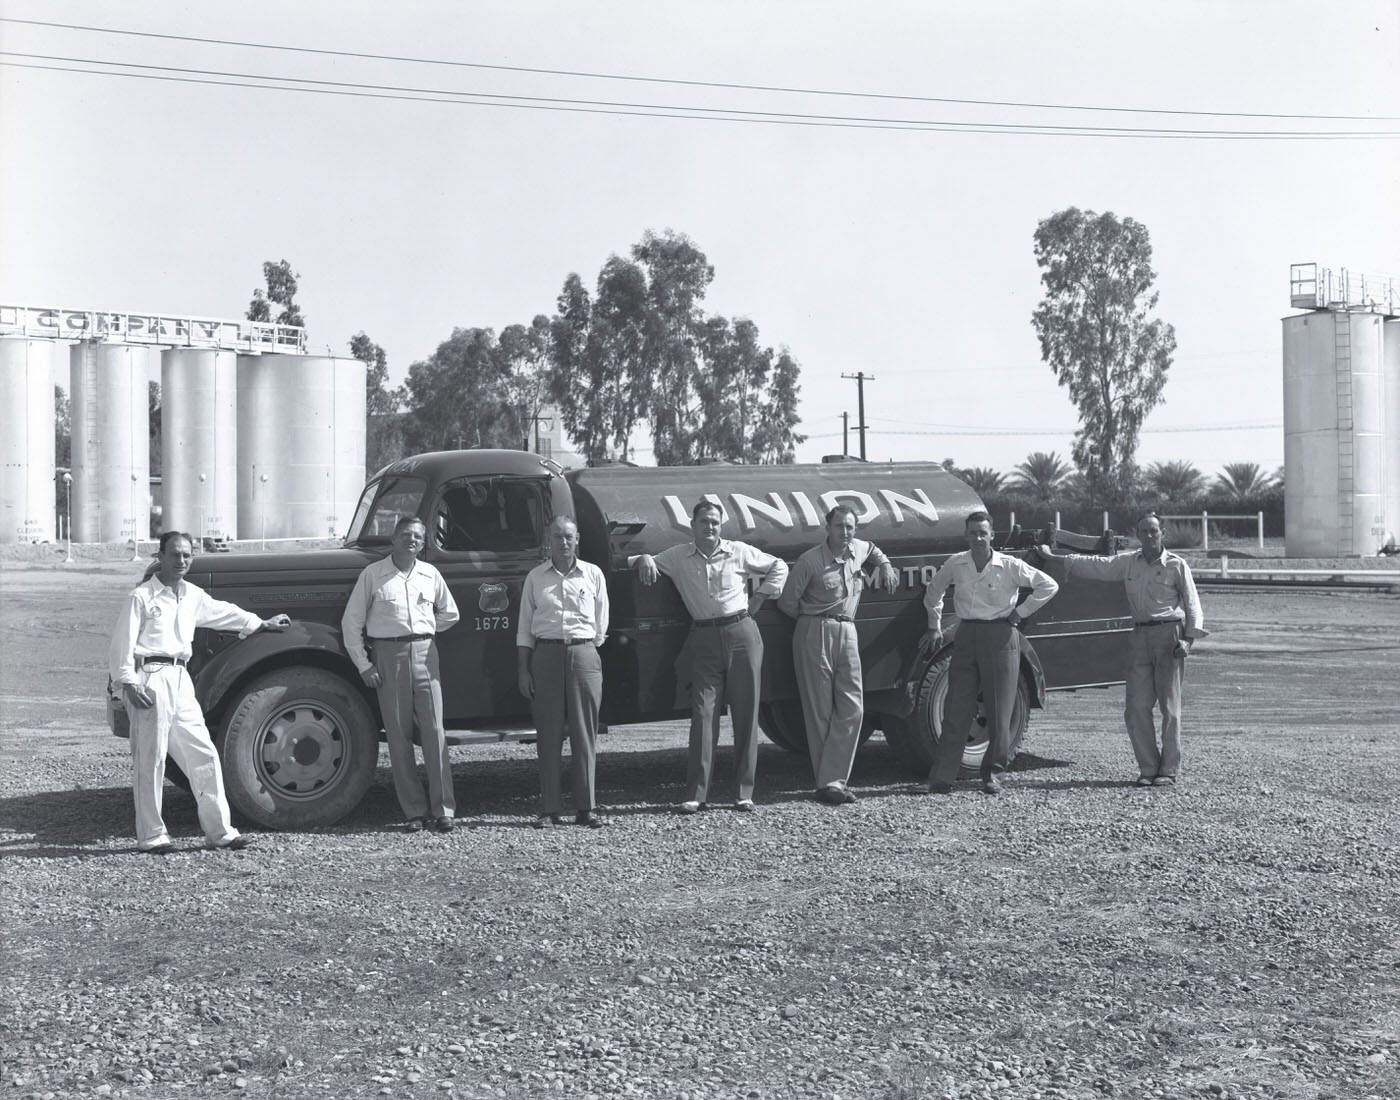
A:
920,511,1058,794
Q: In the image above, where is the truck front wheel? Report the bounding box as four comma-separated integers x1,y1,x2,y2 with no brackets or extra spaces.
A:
219,668,378,829
882,653,1029,776
757,700,807,753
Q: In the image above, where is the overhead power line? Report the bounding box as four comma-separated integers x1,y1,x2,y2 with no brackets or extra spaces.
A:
2,16,1394,124
804,422,1281,440
3,53,1393,139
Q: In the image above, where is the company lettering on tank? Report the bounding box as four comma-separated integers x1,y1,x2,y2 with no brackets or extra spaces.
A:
0,304,305,353
661,489,939,533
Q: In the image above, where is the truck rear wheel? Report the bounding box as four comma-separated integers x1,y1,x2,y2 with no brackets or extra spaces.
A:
882,653,1029,776
757,700,807,753
219,668,378,829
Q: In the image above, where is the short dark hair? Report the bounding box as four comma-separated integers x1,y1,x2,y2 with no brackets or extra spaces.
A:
964,511,992,529
158,530,193,553
826,504,859,525
393,515,426,534
692,499,723,521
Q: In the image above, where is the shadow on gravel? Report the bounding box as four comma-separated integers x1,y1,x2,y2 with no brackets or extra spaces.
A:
0,740,1095,854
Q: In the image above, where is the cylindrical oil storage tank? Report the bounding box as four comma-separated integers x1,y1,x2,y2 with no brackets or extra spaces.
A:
161,348,238,541
1282,311,1390,557
70,342,153,543
1384,320,1400,551
0,337,57,543
236,354,366,540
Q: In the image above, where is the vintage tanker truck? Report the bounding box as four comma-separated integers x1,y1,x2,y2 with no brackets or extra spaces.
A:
113,449,1133,829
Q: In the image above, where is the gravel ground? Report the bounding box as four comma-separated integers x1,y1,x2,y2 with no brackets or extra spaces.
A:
1,562,1398,1100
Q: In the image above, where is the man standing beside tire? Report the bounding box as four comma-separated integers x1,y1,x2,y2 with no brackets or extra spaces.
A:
1038,514,1207,787
109,531,291,854
342,516,460,833
634,500,788,814
920,511,1058,795
517,516,609,830
777,504,899,805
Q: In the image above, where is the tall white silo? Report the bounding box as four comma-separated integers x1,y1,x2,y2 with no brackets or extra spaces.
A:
1282,311,1390,557
236,354,366,540
161,348,238,540
70,342,153,543
0,337,56,543
1384,320,1400,549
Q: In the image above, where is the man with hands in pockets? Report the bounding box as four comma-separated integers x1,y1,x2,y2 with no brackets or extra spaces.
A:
342,516,460,833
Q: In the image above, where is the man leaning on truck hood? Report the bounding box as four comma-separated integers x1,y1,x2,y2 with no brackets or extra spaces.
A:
632,499,788,815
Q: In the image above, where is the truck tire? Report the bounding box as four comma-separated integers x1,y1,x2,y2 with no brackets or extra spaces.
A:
757,700,808,753
219,668,378,829
882,653,1029,776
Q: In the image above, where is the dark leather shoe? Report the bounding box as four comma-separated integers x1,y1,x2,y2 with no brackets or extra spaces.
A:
927,780,953,795
816,786,845,805
839,788,858,804
575,811,604,829
432,816,454,833
144,841,176,855
981,777,1002,795
734,799,756,813
677,801,704,815
534,813,562,829
404,817,427,832
222,835,253,851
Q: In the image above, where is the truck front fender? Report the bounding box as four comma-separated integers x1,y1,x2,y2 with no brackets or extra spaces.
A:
195,621,361,720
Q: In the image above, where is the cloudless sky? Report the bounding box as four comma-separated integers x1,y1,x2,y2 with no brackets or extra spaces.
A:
2,0,1396,478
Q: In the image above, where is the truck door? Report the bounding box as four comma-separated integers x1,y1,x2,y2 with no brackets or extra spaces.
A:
426,474,552,723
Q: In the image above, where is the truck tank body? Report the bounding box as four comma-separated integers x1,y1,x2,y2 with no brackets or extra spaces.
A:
161,348,238,540
70,342,153,543
235,354,366,540
565,461,1130,724
0,337,55,543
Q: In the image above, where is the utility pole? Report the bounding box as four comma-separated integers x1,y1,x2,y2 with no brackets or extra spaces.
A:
840,372,874,460
841,412,849,458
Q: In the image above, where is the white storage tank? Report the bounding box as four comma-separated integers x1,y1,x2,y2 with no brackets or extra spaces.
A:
236,353,366,540
1282,311,1392,557
1385,320,1400,551
70,342,153,543
0,337,56,543
161,348,238,540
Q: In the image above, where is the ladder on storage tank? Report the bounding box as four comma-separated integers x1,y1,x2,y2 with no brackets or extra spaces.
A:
1334,311,1353,556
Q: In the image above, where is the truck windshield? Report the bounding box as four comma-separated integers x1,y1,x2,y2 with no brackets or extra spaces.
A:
343,476,428,546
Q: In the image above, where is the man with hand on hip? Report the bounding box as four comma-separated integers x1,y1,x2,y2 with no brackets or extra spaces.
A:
517,516,610,830
109,530,291,854
921,511,1058,795
633,499,788,814
1037,513,1207,787
777,504,899,805
342,516,460,833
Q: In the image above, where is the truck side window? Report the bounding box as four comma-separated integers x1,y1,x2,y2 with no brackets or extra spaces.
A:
435,477,547,553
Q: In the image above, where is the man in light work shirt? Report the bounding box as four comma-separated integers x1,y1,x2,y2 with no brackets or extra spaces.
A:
1038,514,1207,786
921,511,1059,795
109,530,291,854
777,504,899,805
342,516,460,832
517,516,609,829
634,499,788,814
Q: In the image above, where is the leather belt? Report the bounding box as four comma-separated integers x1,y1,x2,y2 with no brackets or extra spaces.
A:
1135,619,1183,628
536,637,595,646
137,655,187,668
959,618,1011,624
369,633,434,642
693,610,749,628
806,613,854,622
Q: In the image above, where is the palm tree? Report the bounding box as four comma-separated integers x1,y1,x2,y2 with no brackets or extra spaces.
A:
960,466,1005,497
1008,451,1072,501
1213,462,1274,501
1144,460,1205,501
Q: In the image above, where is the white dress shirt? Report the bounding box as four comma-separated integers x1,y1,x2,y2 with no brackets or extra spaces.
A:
341,556,460,674
922,549,1058,634
110,577,263,687
517,558,610,647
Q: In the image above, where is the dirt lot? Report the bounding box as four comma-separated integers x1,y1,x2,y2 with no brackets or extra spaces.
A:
1,561,1398,1100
